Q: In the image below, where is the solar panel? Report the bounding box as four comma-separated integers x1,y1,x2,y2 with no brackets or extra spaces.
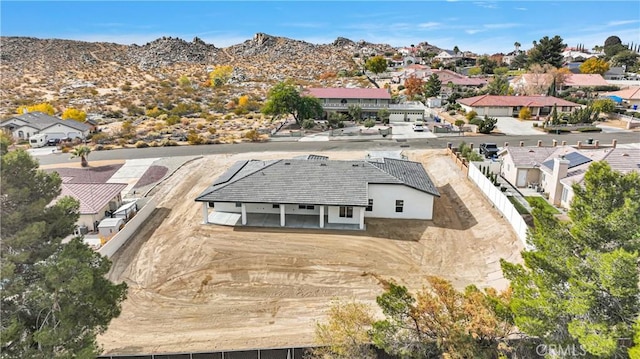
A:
212,160,248,185
565,152,592,169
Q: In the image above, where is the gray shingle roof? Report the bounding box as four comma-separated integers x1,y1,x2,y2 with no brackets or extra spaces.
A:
4,112,90,132
195,157,439,206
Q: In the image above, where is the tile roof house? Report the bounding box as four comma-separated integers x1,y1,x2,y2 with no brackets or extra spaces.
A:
305,87,426,123
601,86,640,107
510,73,609,95
58,182,128,232
195,156,440,230
499,146,640,208
1,111,91,140
457,95,580,117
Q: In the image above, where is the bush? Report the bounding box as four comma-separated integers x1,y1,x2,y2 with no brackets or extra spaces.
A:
165,115,180,126
449,110,456,115
244,129,260,142
575,127,603,132
519,107,532,120
465,111,478,121
135,141,149,148
469,118,483,126
301,119,315,129
161,139,178,146
364,119,375,128
454,120,465,127
397,85,405,91
533,123,539,127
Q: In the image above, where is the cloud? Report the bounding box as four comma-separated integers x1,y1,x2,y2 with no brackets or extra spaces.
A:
483,23,519,29
465,29,484,35
473,1,498,9
417,22,441,29
280,22,326,29
607,20,640,27
515,7,527,11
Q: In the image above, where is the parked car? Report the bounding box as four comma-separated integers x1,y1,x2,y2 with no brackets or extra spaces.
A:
46,138,61,146
479,143,499,158
412,121,425,132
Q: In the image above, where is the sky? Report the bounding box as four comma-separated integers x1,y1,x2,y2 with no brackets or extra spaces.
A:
1,1,639,54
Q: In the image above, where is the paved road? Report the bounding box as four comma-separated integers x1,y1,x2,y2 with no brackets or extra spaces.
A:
37,132,639,166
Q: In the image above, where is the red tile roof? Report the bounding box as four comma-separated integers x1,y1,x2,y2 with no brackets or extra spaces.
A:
458,95,580,107
306,88,391,99
59,183,127,214
602,86,640,100
564,74,609,87
433,69,487,86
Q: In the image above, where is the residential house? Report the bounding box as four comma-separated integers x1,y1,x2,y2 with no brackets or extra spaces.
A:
604,67,625,80
195,156,440,230
561,50,597,63
510,73,609,95
601,86,640,108
57,182,128,233
434,50,462,64
433,69,488,94
499,146,640,208
306,87,426,122
457,95,580,117
1,111,91,140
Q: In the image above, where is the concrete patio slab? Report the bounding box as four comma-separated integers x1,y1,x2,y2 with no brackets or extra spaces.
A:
207,211,363,230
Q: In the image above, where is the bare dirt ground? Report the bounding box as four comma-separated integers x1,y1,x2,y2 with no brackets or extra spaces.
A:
99,149,523,355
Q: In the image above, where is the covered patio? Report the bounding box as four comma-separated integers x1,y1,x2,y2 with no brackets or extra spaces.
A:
207,211,364,231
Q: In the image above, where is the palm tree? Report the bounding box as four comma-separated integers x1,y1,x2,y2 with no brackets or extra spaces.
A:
453,45,460,55
70,145,91,167
514,41,521,52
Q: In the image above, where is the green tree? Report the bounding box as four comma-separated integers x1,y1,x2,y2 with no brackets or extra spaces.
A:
604,36,626,58
501,162,640,358
61,108,87,122
424,74,442,98
467,67,482,76
493,66,509,76
347,105,362,121
312,300,376,359
509,52,528,70
550,104,560,125
372,277,513,359
69,145,91,167
612,50,639,69
579,57,610,74
364,55,388,75
477,115,497,134
566,105,599,124
377,108,390,124
261,81,322,126
486,75,509,95
591,98,616,113
477,56,497,74
528,35,566,68
0,150,127,358
0,131,14,155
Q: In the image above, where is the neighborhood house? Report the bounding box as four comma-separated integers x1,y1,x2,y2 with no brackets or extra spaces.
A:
1,111,91,140
499,146,640,208
56,182,128,234
457,95,580,117
195,156,440,230
305,87,427,122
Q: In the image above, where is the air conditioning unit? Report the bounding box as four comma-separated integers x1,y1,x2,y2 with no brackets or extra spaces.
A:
78,225,89,235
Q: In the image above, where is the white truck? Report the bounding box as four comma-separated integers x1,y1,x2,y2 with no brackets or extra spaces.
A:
29,134,48,148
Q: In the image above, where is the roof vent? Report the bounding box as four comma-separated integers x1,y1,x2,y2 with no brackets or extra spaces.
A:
622,153,629,157
284,162,290,165
320,163,327,166
352,163,359,167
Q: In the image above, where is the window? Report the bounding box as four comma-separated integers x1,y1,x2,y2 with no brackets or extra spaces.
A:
208,202,215,208
339,206,353,218
561,187,568,202
272,204,280,209
235,202,242,207
298,204,314,210
18,131,24,139
395,200,404,213
366,199,373,212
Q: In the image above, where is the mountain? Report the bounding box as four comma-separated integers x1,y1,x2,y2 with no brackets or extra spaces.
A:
0,34,414,118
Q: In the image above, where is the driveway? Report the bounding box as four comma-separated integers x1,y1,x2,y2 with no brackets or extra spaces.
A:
496,117,545,135
391,122,437,139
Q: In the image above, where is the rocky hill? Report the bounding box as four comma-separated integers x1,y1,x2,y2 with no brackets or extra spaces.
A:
0,34,417,118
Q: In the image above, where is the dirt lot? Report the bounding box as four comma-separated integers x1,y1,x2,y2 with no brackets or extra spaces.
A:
99,149,523,355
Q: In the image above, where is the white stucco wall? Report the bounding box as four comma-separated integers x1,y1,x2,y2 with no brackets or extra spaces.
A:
11,125,39,139
366,184,435,220
40,124,85,139
327,206,363,224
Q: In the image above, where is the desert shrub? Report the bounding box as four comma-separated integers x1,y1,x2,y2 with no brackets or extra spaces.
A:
207,127,217,134
364,119,375,128
465,110,478,121
302,119,315,129
519,107,532,120
165,115,180,126
244,129,260,142
469,118,483,126
455,120,465,127
196,123,204,130
397,85,405,91
135,141,149,148
161,139,178,146
149,141,159,147
224,114,233,120
181,118,190,126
